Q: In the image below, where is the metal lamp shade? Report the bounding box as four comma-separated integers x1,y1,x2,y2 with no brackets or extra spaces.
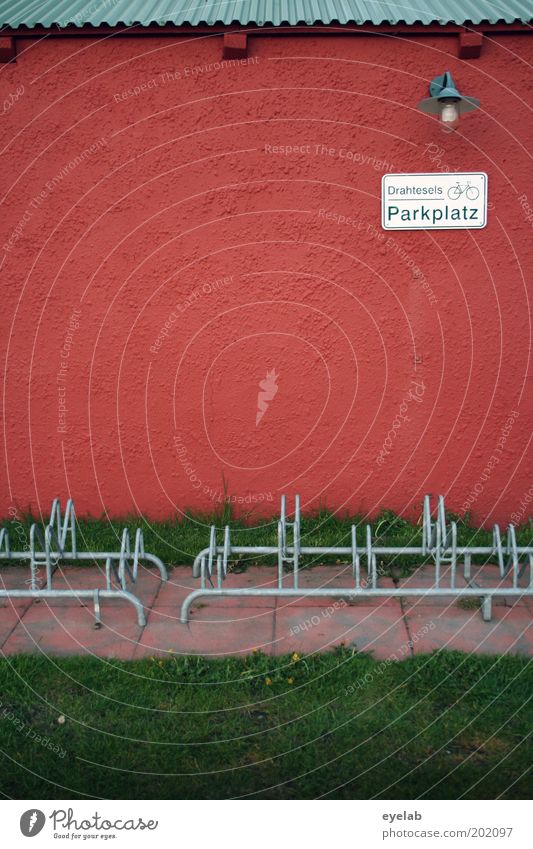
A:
417,71,480,115
417,94,481,115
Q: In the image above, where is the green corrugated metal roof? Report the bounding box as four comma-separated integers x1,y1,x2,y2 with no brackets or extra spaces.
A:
0,0,531,28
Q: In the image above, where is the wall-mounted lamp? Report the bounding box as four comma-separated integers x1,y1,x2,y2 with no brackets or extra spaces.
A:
417,71,480,131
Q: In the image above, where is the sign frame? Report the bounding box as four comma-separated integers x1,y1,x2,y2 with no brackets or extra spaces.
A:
381,171,488,231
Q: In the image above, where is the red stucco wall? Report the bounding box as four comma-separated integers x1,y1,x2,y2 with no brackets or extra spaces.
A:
0,31,531,525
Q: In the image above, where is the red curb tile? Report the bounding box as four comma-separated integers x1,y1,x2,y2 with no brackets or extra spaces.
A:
0,567,34,610
394,563,529,609
1,603,141,659
395,565,463,604
274,594,396,617
405,605,533,656
149,603,276,626
274,566,398,607
272,602,409,659
467,563,532,607
396,565,478,614
1,563,530,659
134,605,275,658
48,566,162,608
0,596,33,614
523,596,533,614
147,577,194,610
0,607,28,648
157,567,277,609
1,564,163,600
503,599,531,609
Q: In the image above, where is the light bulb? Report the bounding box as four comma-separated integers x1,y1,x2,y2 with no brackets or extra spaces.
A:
440,101,459,131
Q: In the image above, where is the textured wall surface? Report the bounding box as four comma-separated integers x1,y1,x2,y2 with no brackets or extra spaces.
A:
0,32,531,525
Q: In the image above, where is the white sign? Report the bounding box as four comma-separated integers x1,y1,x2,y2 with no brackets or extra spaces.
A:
382,172,487,230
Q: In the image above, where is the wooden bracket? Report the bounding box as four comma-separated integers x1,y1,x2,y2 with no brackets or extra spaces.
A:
0,36,16,62
223,33,248,59
458,32,483,59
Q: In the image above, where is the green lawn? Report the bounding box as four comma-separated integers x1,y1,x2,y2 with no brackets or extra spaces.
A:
0,651,531,799
5,504,532,571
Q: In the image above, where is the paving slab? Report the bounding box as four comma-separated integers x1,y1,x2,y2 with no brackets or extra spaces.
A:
395,564,480,609
272,601,409,659
0,563,531,659
0,606,28,649
274,565,398,607
1,602,141,659
159,566,277,609
468,563,532,607
393,563,533,610
405,605,533,656
523,596,533,614
48,565,162,608
134,604,275,658
1,563,163,604
0,566,34,610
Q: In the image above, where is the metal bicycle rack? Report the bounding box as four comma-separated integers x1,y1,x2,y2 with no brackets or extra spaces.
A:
181,494,533,623
0,498,167,626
